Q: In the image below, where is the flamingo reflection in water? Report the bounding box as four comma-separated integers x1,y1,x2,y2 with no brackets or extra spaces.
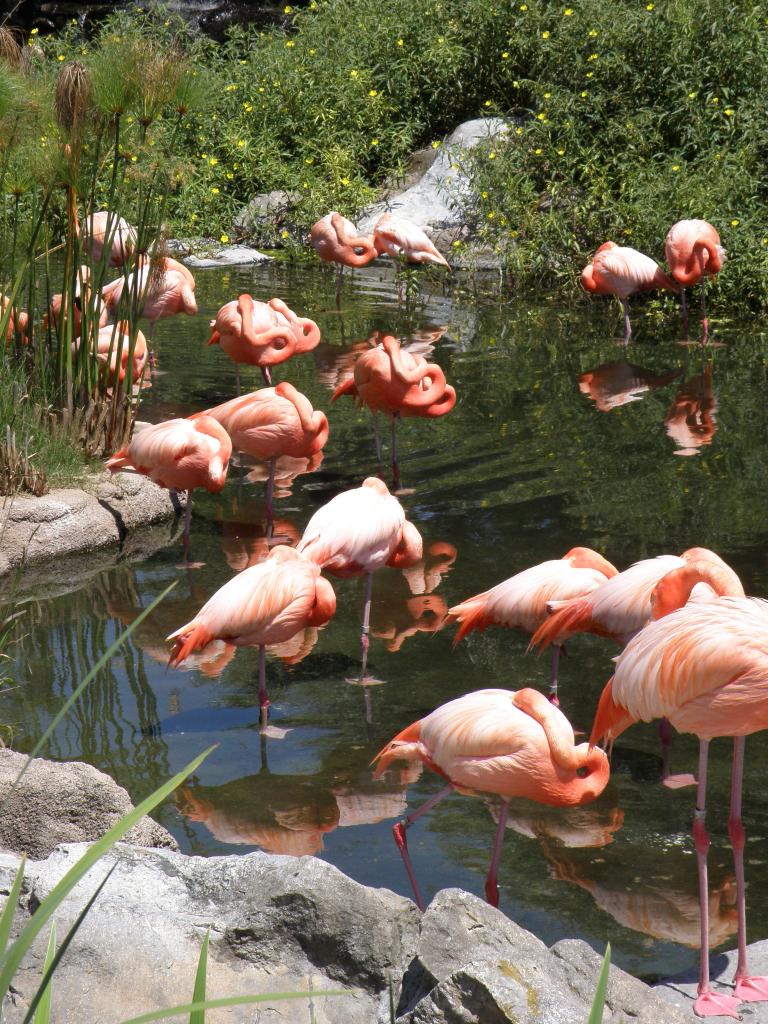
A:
332,333,456,486
371,541,457,653
665,365,717,457
373,688,609,910
177,760,420,857
219,505,301,572
579,360,682,413
167,545,337,736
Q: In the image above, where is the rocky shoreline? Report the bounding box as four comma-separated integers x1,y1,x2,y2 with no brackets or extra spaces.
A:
0,472,186,579
0,751,719,1024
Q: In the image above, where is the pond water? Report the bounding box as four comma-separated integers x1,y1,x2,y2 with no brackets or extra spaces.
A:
5,259,768,982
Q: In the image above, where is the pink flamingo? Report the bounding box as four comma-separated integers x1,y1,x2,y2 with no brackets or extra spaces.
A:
447,547,619,704
297,477,422,679
92,321,149,383
1,294,28,346
102,256,197,337
373,213,450,268
372,687,609,909
590,560,767,1018
309,212,377,304
47,266,109,339
82,210,137,267
106,413,231,561
331,333,455,481
205,383,329,530
167,545,337,731
665,220,725,340
581,241,680,345
207,294,321,386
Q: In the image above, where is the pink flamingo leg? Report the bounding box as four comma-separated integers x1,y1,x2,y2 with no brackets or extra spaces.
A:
335,265,343,309
182,492,193,562
700,280,710,344
548,645,561,706
391,412,400,490
261,365,272,386
680,289,689,340
258,644,270,733
692,740,742,1019
730,736,768,1002
621,298,632,347
264,456,277,537
485,800,509,907
372,413,383,465
392,783,454,911
359,571,373,680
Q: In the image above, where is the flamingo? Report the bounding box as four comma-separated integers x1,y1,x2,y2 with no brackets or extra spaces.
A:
665,220,725,341
297,477,422,678
372,687,610,909
373,213,450,268
47,266,109,339
207,294,321,386
82,210,136,267
1,294,28,346
589,560,767,1018
665,365,717,457
446,547,619,704
309,212,377,305
581,241,680,345
101,256,197,336
331,333,455,482
205,383,329,531
167,545,337,731
91,321,149,384
106,413,231,561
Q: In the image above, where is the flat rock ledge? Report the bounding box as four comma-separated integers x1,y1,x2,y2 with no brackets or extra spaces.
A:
0,841,699,1023
0,472,187,577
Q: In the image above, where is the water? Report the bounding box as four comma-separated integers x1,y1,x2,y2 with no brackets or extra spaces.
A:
5,259,768,982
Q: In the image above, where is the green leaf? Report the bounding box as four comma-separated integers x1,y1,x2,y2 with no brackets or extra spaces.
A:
189,927,210,1024
587,943,611,1024
119,991,352,1024
0,856,26,959
33,922,56,1024
0,744,215,1004
1,581,177,813
22,866,117,1024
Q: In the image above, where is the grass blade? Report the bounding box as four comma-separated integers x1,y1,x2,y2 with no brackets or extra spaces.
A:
22,865,117,1024
189,927,210,1024
119,991,352,1024
0,581,176,812
587,943,611,1024
0,744,215,1003
0,856,26,959
32,922,55,1024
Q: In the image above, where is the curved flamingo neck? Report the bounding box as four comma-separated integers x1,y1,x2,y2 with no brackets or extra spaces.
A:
674,239,724,285
651,561,744,618
237,294,258,345
513,688,580,770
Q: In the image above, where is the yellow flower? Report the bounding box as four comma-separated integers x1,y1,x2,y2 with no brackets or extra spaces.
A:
557,148,565,155
220,234,230,243
57,55,65,61
488,151,496,159
258,87,265,93
520,3,528,9
350,69,359,78
284,4,292,11
240,60,246,65
309,48,316,54
646,2,654,8
537,112,547,120
304,157,314,163
397,38,404,46
437,36,445,43
225,84,237,92
243,103,253,112
130,155,137,163
688,92,697,99
484,100,492,107
712,96,719,103
588,53,598,61
340,176,350,185
431,140,441,148
285,41,295,48
281,229,290,238
534,147,542,154
368,89,378,96
544,91,551,98
586,71,594,78
211,187,220,194
487,211,495,219
30,27,38,34
371,138,379,146
452,240,462,248
564,7,574,14
237,140,246,147
671,164,680,171
303,182,309,188
226,172,234,180
588,29,598,37
542,30,550,38
731,219,740,226
724,108,734,116
515,126,523,134
761,238,767,245
501,51,509,58
580,90,588,97
209,157,218,165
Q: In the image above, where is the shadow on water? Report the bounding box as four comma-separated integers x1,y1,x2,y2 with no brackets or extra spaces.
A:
4,259,768,978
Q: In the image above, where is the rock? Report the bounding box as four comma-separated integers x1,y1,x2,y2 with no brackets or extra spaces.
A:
184,244,272,269
0,842,420,1023
358,118,509,257
395,889,693,1023
0,472,187,577
0,751,176,859
655,941,768,1021
233,189,302,247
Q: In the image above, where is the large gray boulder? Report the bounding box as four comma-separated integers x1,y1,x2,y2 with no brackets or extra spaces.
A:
0,472,187,577
0,750,176,859
395,889,695,1022
233,189,302,246
184,244,272,268
358,118,508,253
0,843,420,1023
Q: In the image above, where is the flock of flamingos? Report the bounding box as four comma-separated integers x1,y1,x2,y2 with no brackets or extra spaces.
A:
61,208,757,1018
